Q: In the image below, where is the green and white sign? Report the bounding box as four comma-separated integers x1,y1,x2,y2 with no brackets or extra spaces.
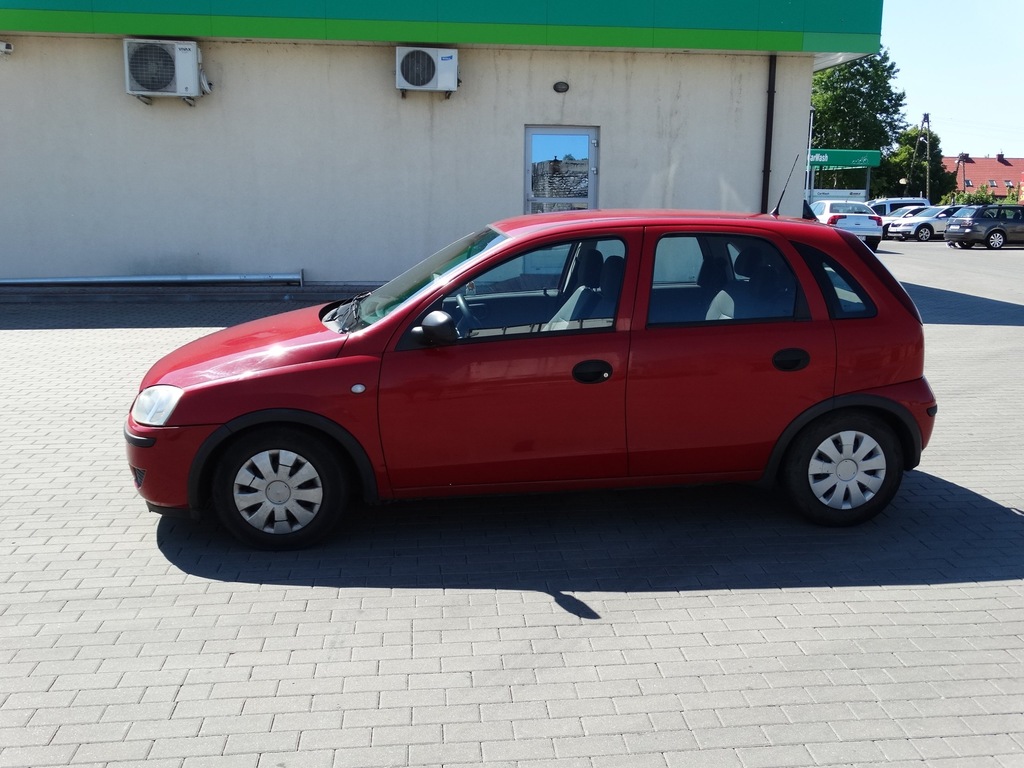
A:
808,149,881,170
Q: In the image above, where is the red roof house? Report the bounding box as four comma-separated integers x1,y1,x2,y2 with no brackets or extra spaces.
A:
943,153,1023,198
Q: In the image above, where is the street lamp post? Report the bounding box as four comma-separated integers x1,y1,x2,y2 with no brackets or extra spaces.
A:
924,113,931,201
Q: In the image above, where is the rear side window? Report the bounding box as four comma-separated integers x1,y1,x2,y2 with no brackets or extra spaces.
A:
649,234,801,324
793,241,877,320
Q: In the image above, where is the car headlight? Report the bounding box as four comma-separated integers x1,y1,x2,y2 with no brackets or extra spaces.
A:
131,385,183,426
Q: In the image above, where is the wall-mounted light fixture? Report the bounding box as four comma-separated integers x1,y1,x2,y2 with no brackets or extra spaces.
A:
552,81,569,93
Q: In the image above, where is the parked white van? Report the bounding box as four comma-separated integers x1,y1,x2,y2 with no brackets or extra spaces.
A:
866,197,931,217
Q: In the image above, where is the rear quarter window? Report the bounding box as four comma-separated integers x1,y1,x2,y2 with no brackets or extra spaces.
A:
792,241,877,320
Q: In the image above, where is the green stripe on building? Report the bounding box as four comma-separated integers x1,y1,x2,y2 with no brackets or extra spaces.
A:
0,1,881,53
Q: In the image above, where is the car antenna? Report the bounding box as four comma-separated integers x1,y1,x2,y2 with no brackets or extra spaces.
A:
770,155,801,217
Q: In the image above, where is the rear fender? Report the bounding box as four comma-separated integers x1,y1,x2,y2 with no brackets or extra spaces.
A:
762,394,927,486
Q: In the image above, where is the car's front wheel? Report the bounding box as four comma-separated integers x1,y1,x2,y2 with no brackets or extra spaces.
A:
986,230,1006,249
212,427,349,549
782,413,903,526
915,224,934,242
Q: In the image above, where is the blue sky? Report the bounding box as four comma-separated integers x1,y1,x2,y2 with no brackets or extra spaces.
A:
881,1,1024,157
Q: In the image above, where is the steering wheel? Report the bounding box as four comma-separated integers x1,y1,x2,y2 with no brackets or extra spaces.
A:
455,293,479,338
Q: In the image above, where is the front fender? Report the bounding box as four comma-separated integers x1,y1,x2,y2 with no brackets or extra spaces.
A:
187,408,382,511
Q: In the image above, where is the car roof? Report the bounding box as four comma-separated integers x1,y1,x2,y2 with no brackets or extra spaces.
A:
490,209,819,238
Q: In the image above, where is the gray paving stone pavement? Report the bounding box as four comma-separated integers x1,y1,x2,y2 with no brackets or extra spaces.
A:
1,240,1023,767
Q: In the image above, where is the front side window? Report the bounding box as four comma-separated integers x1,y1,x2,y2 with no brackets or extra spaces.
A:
648,234,799,324
441,237,627,340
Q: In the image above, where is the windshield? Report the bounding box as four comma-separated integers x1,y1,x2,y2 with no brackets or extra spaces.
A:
343,227,507,331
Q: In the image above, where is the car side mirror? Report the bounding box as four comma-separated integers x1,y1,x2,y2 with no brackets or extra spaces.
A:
411,310,458,346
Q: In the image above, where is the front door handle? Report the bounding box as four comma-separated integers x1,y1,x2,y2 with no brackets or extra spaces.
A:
573,359,613,384
773,348,810,372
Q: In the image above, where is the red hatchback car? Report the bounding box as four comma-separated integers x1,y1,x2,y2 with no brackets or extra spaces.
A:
126,210,937,549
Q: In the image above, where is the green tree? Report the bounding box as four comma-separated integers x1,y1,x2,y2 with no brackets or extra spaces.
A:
874,126,958,202
811,49,907,191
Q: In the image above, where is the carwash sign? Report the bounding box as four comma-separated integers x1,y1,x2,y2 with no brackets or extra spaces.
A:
808,149,881,170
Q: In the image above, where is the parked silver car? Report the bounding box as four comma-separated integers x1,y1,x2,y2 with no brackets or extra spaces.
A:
881,205,928,239
888,205,965,242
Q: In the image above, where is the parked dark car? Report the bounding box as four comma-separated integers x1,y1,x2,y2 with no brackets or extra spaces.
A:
945,205,1024,249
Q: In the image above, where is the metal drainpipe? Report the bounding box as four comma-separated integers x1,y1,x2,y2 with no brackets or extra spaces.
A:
760,55,778,214
0,272,304,287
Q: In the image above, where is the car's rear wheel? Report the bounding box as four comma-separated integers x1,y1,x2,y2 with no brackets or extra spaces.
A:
212,427,349,549
783,412,903,527
915,224,934,242
865,236,880,251
959,242,974,249
986,230,1006,249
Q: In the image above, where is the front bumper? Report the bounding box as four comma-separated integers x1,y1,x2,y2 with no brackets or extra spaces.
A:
125,417,220,513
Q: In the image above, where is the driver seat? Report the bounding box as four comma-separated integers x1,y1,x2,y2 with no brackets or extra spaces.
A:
544,249,604,330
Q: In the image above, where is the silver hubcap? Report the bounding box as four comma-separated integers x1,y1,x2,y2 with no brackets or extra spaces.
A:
807,430,886,510
232,449,324,534
990,233,1004,248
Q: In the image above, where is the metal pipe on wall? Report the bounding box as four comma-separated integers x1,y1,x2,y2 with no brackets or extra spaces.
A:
760,55,778,214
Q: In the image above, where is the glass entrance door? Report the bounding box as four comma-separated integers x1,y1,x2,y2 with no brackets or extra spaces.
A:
525,126,599,214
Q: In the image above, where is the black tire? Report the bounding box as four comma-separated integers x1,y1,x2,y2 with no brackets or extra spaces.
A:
985,230,1006,250
915,224,934,242
782,412,903,527
960,241,974,249
212,427,349,549
865,237,881,251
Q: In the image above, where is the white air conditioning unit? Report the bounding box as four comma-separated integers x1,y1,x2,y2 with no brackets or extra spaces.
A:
396,47,458,92
124,39,203,98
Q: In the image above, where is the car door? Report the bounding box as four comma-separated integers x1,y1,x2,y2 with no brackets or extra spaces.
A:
1004,206,1024,243
377,230,639,492
626,227,836,478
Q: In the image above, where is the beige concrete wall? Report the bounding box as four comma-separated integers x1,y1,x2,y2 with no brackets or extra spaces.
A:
0,36,813,282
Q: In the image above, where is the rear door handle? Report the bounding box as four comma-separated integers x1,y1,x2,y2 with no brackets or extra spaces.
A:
573,359,613,384
773,348,810,372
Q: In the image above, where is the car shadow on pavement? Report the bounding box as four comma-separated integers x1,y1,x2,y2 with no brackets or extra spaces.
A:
902,283,1024,326
157,471,1024,619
